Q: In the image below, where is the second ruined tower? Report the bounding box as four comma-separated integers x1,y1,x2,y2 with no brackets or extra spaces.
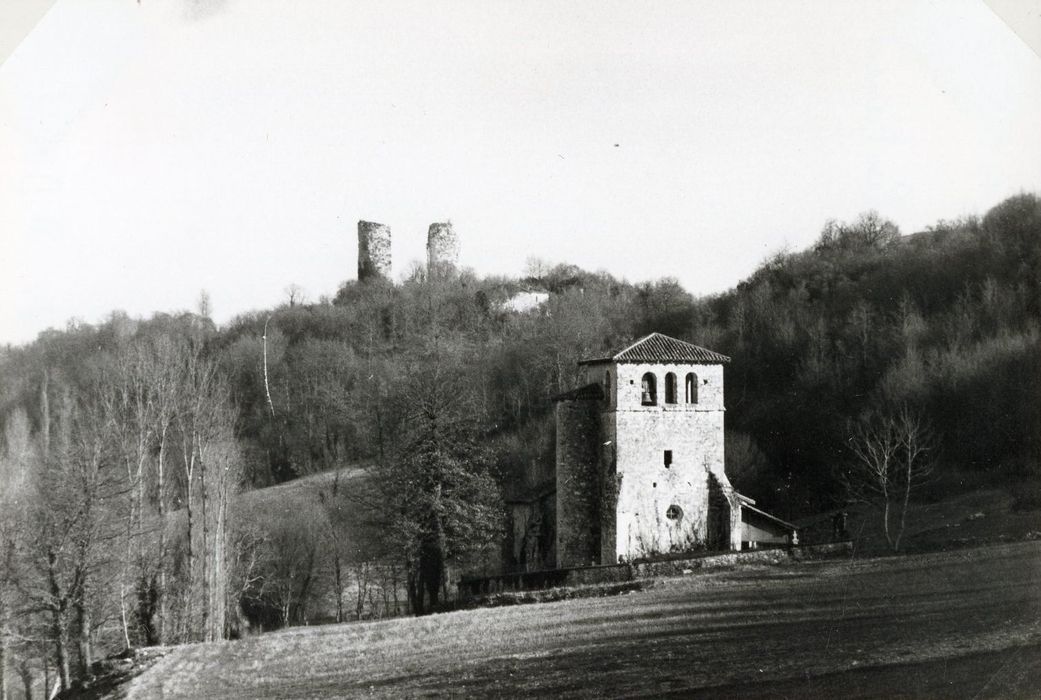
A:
426,221,459,275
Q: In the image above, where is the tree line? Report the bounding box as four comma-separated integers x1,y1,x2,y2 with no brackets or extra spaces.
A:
0,324,240,696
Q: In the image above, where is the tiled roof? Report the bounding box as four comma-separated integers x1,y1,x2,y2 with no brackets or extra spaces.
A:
579,333,730,365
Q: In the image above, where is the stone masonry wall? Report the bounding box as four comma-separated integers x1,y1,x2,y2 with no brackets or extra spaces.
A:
458,544,855,600
358,220,392,281
599,407,618,565
706,473,732,550
556,397,602,568
605,362,728,561
426,221,459,274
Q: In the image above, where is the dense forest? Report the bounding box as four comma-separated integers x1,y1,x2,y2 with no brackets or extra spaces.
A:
0,193,1038,695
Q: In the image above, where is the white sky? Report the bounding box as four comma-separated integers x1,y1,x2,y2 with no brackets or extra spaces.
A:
2,0,1040,345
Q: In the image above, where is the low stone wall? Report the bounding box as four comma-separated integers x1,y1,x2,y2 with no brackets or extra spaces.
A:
458,542,852,599
789,541,854,560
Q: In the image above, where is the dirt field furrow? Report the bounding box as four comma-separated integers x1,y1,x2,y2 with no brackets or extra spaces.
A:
128,540,1041,698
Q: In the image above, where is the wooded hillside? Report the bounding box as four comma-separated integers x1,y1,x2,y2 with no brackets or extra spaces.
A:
0,193,1038,694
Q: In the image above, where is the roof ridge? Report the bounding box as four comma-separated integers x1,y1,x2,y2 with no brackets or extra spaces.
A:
611,332,657,360
578,332,730,365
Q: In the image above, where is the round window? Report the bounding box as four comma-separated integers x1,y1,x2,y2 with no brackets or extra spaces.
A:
666,504,683,521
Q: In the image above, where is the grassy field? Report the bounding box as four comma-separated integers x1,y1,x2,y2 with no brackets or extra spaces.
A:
124,539,1041,698
812,487,1041,556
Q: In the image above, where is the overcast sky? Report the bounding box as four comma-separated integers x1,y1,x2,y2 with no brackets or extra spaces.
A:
2,0,1040,345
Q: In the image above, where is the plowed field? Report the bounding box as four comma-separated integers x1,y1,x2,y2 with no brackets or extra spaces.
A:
128,541,1041,698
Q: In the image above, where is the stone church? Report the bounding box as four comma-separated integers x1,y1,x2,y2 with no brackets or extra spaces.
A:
506,333,795,572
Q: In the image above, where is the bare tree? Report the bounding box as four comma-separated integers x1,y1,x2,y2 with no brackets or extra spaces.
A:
283,284,307,308
198,433,240,642
257,510,320,627
18,390,126,691
523,256,551,280
318,472,350,624
144,333,183,645
169,342,241,643
110,332,185,646
842,406,935,551
196,290,213,320
227,522,265,638
0,409,36,700
105,342,158,649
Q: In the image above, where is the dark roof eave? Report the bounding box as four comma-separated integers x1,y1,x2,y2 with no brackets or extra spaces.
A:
735,492,757,506
577,357,731,366
740,503,798,531
576,357,613,366
551,382,604,402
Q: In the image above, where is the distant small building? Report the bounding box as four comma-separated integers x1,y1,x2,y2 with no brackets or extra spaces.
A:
502,290,550,313
505,332,795,573
735,494,799,549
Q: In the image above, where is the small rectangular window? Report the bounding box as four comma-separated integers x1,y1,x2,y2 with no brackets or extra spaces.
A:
664,450,673,467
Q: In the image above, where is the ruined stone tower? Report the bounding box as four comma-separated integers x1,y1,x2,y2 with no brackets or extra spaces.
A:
426,222,459,275
555,333,742,567
357,220,392,282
